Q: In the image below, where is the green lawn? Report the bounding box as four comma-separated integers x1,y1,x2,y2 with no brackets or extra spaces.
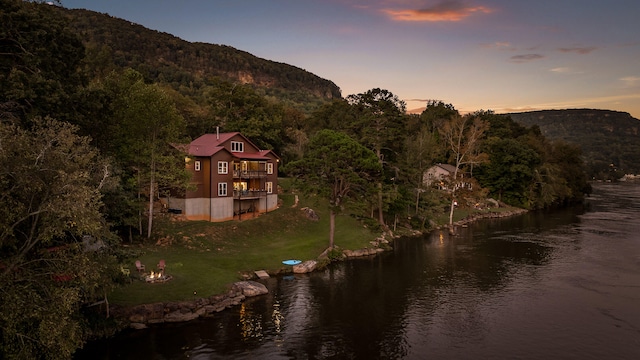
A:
111,192,378,305
109,182,518,306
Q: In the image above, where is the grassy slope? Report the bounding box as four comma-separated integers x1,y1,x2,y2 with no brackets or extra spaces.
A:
110,180,519,306
111,190,378,305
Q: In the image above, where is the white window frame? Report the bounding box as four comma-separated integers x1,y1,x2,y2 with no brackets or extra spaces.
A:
266,162,273,175
231,141,244,152
218,161,228,174
218,182,227,197
266,181,273,194
194,160,201,172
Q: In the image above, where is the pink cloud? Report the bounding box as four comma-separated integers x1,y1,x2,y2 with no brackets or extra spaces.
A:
382,0,493,22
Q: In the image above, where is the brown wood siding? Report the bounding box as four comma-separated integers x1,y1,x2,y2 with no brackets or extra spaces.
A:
266,157,278,194
186,157,210,198
211,151,234,198
202,158,211,198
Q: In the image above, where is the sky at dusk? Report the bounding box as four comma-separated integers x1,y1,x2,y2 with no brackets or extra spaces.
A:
61,0,640,118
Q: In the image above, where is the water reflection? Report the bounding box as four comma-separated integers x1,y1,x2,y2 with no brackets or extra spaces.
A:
77,183,640,359
238,303,263,341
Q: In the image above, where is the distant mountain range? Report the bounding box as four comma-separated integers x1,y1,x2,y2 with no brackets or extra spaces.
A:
509,109,640,177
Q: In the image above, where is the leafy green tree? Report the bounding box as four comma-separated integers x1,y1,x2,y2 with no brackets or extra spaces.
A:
0,117,119,360
525,139,591,208
548,141,591,202
277,96,309,166
205,80,286,153
474,114,592,209
306,98,356,134
287,130,381,248
346,88,407,230
476,137,541,207
415,100,459,135
162,84,211,141
107,69,190,238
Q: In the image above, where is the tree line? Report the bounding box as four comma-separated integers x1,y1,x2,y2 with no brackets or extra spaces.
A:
0,1,590,358
288,95,591,242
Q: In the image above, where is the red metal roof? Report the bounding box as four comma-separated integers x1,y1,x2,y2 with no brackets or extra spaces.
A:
233,152,271,160
176,132,280,160
191,132,239,147
188,144,225,157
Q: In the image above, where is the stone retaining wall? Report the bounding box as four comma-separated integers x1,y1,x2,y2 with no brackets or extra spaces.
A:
113,281,267,329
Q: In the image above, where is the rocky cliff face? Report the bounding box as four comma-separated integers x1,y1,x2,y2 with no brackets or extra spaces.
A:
59,7,341,109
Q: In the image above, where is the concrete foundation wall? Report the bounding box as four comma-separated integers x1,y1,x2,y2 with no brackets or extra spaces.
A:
266,194,278,212
210,197,234,222
184,198,210,221
183,196,276,222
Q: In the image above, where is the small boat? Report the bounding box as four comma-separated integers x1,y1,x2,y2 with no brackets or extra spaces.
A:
282,259,302,266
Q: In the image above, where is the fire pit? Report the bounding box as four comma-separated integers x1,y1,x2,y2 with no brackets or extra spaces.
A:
145,271,172,283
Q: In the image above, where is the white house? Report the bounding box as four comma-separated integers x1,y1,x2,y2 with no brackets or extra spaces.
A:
424,163,472,191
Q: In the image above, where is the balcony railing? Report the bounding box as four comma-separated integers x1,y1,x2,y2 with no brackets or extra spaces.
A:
233,170,267,179
233,190,266,199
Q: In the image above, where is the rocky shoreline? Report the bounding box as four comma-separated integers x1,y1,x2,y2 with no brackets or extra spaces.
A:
112,280,269,329
450,208,528,227
114,208,527,329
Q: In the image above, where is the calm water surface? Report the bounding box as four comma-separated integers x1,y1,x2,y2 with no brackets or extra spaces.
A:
77,183,640,359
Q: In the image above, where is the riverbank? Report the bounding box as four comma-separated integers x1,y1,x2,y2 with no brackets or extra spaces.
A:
450,208,528,227
111,206,526,329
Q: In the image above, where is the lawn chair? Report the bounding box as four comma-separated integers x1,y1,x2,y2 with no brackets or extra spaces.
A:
120,265,131,276
135,260,145,272
157,259,166,273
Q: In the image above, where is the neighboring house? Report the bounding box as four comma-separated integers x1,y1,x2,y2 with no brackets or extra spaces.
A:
424,163,472,191
170,132,280,222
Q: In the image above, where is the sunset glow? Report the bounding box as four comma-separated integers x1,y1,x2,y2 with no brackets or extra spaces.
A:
381,1,494,22
62,0,640,119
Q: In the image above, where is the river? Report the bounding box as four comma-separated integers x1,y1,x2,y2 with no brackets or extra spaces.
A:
76,183,640,359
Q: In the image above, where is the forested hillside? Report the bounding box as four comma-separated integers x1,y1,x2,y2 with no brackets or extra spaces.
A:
55,7,341,113
509,109,640,178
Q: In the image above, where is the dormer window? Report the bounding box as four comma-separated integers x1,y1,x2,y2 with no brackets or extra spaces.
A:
231,141,244,152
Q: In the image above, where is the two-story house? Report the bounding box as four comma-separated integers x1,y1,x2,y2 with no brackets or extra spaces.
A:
171,132,280,222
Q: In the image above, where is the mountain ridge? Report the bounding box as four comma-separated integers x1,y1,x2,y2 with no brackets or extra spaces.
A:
57,7,342,112
508,109,640,177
